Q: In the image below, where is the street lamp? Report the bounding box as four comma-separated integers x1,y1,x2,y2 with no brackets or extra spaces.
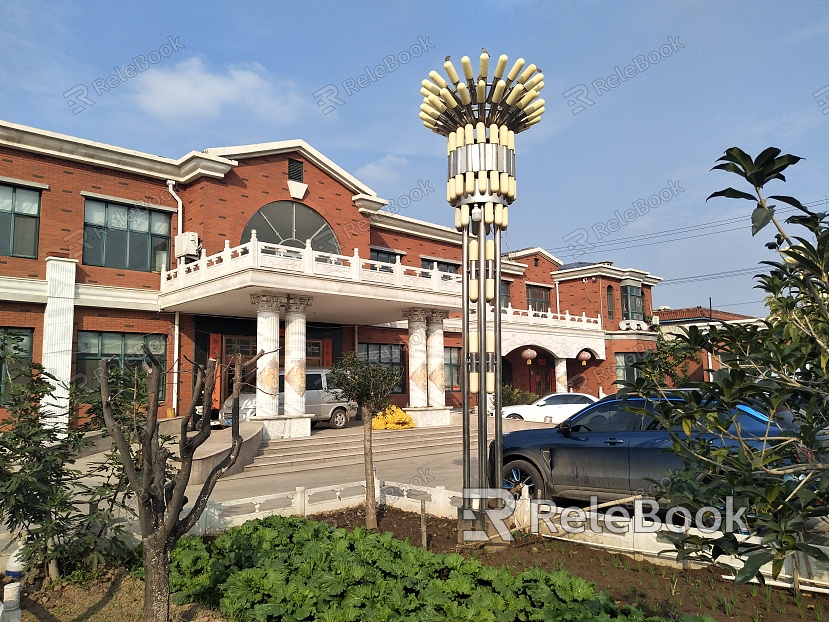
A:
420,52,545,517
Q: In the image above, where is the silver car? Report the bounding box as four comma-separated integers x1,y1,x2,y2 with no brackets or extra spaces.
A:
218,367,355,429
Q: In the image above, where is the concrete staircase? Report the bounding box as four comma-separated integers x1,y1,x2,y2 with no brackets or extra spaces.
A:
244,425,480,475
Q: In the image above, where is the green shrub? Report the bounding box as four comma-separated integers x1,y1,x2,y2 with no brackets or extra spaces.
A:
501,384,539,407
171,514,715,622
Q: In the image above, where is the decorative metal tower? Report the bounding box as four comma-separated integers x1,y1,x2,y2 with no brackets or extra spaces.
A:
419,52,545,509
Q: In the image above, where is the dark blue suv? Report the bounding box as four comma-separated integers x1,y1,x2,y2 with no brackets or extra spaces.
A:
493,395,801,503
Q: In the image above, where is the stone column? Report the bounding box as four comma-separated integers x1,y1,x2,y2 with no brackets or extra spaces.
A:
403,308,429,408
42,257,77,432
283,296,312,417
554,357,568,393
426,311,448,407
250,293,286,419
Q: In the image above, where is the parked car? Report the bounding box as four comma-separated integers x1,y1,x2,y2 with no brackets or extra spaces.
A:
492,394,806,503
501,392,598,424
217,367,355,429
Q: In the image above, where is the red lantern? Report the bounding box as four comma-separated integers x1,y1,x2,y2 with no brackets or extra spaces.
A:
577,350,592,366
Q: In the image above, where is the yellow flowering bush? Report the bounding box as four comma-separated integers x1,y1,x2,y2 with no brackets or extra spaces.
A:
372,405,415,430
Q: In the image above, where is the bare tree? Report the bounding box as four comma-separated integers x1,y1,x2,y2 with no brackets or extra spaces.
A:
98,346,262,622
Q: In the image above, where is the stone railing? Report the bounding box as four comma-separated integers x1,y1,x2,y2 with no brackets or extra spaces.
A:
469,305,603,331
161,232,462,295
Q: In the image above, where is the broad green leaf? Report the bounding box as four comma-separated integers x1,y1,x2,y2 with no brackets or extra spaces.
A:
754,147,782,168
734,551,774,584
707,187,757,202
751,206,775,236
768,195,805,210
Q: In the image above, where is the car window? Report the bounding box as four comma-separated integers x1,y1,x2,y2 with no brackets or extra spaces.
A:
572,395,594,405
572,402,637,432
306,373,323,391
544,395,567,406
640,415,685,433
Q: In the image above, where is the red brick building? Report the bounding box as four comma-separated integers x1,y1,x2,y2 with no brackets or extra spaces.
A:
0,119,661,435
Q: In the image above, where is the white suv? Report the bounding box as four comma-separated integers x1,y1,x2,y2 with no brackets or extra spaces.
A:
217,368,355,429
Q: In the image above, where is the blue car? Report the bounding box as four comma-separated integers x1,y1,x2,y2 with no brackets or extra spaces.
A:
492,395,804,503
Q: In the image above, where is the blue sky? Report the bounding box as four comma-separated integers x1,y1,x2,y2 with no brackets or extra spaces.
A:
2,0,828,317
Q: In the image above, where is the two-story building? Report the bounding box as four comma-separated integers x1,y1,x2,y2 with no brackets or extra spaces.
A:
0,119,661,437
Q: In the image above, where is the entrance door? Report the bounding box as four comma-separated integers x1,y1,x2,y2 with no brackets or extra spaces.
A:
222,336,257,403
530,366,552,396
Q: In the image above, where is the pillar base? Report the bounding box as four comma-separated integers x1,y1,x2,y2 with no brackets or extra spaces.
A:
404,406,451,427
257,415,313,440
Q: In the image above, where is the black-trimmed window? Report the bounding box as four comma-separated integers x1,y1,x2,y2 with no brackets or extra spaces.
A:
83,200,171,272
357,343,405,393
288,159,304,183
500,281,511,309
615,351,650,384
76,332,167,399
0,328,33,404
421,258,459,281
370,249,401,264
621,285,644,321
526,285,551,313
606,286,615,320
0,184,40,259
444,347,461,391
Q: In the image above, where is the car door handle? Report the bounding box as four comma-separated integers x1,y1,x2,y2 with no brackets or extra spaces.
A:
604,438,625,445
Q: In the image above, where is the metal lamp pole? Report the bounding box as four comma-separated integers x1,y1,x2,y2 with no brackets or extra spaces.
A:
419,52,545,510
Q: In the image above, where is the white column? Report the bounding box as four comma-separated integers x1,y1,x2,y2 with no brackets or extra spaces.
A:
426,311,448,407
250,293,286,419
284,296,312,417
403,308,429,407
554,357,568,393
42,257,77,431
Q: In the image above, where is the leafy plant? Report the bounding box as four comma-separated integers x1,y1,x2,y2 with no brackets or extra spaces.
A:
501,384,539,407
372,404,415,429
622,147,829,591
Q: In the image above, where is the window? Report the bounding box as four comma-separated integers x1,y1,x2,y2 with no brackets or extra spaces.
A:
242,201,340,254
0,184,40,258
83,200,170,272
605,286,614,320
621,284,644,321
288,159,304,183
421,258,459,280
444,347,461,391
370,249,401,264
500,281,511,309
0,328,33,403
357,343,405,393
573,402,637,432
614,351,651,385
76,332,167,399
526,285,551,313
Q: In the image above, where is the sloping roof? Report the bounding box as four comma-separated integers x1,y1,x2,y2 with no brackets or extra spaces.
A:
653,306,756,323
504,247,563,267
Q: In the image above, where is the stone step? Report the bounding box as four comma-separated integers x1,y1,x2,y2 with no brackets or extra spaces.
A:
267,424,472,448
261,428,469,454
256,435,473,462
243,440,480,474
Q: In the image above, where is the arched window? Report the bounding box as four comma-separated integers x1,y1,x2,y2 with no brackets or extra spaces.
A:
241,201,341,254
606,286,614,320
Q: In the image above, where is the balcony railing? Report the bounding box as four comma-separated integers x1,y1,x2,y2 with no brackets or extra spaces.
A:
469,305,602,330
161,233,462,295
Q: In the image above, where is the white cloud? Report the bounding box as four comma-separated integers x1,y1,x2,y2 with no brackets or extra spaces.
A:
128,57,309,124
355,154,409,187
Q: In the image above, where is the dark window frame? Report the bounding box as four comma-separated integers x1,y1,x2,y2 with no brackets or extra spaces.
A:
444,346,461,392
76,331,168,400
357,343,405,393
82,199,171,272
0,327,34,404
0,183,41,259
500,281,511,309
526,284,551,313
606,286,615,320
621,285,644,321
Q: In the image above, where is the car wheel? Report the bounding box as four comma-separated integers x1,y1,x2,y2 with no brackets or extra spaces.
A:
505,414,523,420
330,408,348,429
502,459,543,498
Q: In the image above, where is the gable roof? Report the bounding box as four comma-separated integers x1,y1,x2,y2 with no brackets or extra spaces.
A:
504,247,563,267
204,140,377,197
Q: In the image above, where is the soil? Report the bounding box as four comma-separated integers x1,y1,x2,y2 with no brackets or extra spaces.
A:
9,506,829,621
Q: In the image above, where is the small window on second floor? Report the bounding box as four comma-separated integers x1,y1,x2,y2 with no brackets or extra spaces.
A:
621,284,644,321
526,285,551,313
83,200,170,272
0,184,40,259
606,286,615,320
288,159,304,182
